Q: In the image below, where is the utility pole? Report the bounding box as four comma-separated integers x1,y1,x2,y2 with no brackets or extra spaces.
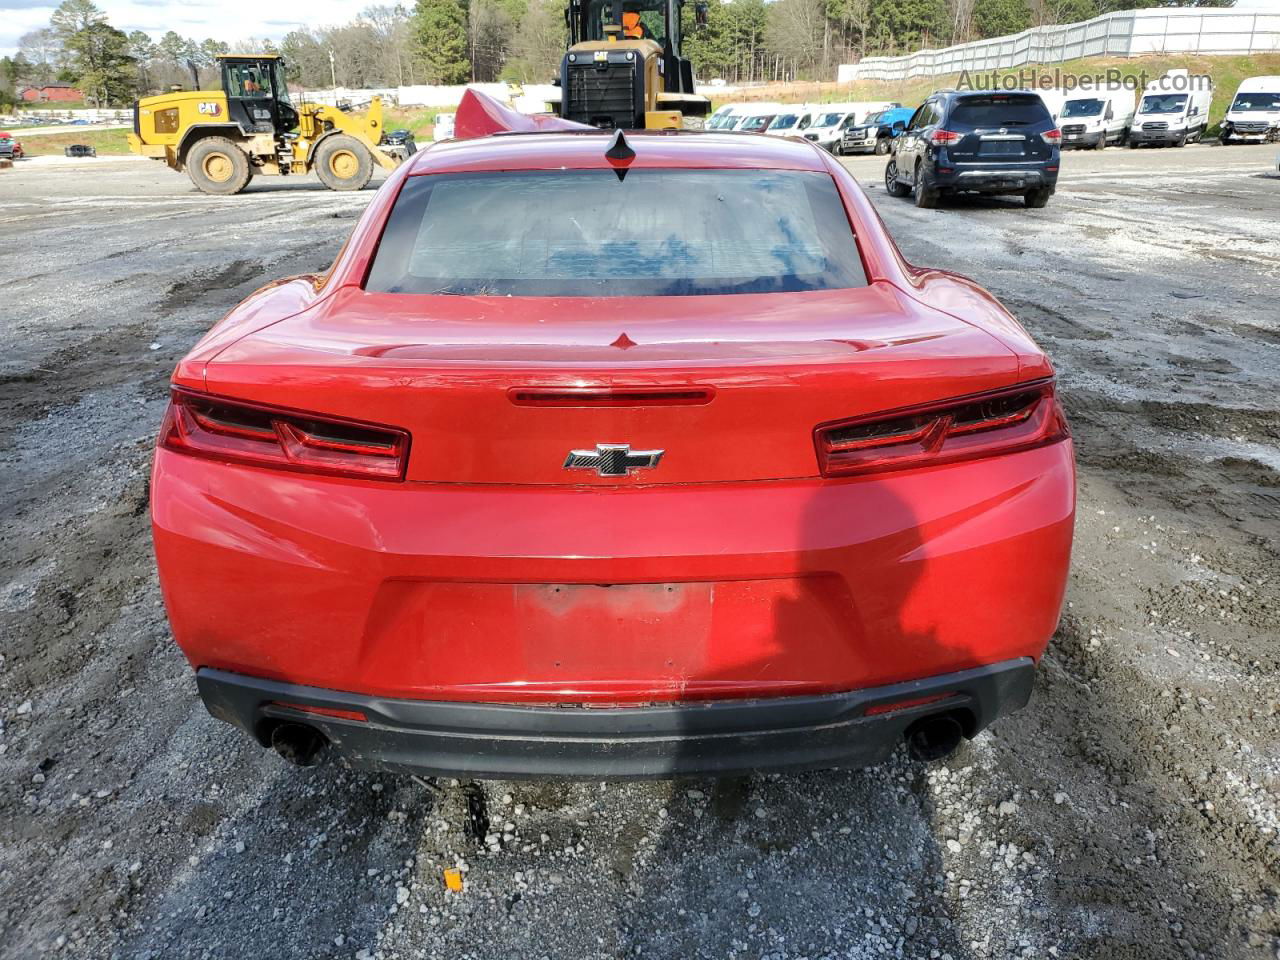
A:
328,48,336,92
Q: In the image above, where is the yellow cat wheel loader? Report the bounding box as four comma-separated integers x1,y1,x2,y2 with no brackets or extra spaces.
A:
127,54,414,195
558,0,712,130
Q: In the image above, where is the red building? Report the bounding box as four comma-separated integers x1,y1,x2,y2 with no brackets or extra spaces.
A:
20,83,83,103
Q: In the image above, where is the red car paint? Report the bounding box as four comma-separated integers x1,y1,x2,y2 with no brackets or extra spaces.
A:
152,123,1074,713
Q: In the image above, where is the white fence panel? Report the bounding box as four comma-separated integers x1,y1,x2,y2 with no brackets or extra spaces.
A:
837,7,1280,83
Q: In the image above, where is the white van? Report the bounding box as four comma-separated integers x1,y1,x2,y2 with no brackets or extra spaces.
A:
711,103,783,132
707,103,754,130
1220,76,1280,144
764,105,819,138
1129,69,1213,147
802,104,860,151
1058,86,1135,150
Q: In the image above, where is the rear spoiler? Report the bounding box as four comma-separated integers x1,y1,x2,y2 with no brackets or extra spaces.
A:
454,88,594,140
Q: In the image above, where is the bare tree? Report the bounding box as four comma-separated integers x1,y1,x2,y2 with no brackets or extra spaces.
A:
765,0,827,78
18,28,62,84
362,5,415,86
506,0,564,83
951,0,976,43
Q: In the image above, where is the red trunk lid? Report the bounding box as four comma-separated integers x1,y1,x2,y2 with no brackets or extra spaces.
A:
205,283,1021,485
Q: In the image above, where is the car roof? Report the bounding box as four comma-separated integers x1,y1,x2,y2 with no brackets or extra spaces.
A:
407,130,830,175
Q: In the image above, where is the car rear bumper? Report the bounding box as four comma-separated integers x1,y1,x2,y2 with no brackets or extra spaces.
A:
934,164,1057,194
153,439,1074,706
197,657,1036,778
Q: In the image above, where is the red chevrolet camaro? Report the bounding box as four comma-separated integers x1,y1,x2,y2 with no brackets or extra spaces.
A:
152,95,1074,779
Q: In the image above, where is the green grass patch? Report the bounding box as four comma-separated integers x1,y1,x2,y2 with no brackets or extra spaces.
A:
384,105,458,138
21,128,132,157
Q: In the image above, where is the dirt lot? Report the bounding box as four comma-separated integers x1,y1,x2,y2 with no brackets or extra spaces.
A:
1,143,1278,960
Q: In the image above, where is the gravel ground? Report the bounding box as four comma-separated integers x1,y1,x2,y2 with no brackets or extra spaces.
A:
1,143,1278,960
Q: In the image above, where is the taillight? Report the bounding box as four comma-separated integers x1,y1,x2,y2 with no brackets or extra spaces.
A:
159,388,409,480
929,129,961,145
1041,128,1062,145
815,380,1068,477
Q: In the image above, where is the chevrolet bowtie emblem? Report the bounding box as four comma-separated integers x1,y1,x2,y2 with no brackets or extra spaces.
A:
563,443,664,477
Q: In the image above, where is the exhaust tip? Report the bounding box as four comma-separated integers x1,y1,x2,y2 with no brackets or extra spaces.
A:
905,713,964,763
269,722,328,768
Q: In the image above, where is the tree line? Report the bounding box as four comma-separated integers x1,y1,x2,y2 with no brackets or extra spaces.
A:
1,0,1232,109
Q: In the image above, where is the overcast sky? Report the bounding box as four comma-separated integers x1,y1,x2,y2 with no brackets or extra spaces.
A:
1,0,1275,58
0,0,368,57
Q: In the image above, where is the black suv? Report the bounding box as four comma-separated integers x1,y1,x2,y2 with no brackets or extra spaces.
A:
884,90,1061,209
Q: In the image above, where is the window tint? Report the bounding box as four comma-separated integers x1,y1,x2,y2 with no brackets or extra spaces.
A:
948,95,1051,128
365,170,868,298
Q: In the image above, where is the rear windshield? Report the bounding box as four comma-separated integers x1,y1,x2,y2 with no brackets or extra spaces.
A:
949,95,1051,128
365,169,867,298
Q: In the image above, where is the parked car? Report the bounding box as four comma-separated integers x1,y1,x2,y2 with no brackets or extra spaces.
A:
737,111,777,133
763,107,816,138
379,128,419,162
151,95,1075,779
1129,69,1213,147
0,132,23,160
884,90,1061,209
840,106,915,155
1220,76,1280,144
1059,87,1134,150
803,106,860,152
706,103,736,128
708,102,781,130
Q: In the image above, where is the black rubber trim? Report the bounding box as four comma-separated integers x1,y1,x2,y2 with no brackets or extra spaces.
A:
195,658,1036,780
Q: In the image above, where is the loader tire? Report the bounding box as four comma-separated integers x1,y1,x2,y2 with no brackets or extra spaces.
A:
186,137,251,196
315,135,374,191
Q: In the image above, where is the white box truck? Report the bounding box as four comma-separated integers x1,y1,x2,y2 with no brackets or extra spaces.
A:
1129,69,1213,147
1220,76,1280,144
1058,85,1135,150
